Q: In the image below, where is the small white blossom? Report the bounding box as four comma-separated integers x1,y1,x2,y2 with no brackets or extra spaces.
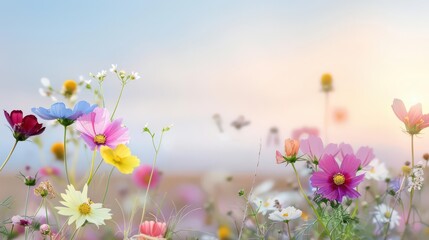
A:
268,206,302,222
110,64,118,72
79,75,91,85
372,204,400,229
40,77,51,87
407,162,424,192
96,70,107,81
130,71,140,80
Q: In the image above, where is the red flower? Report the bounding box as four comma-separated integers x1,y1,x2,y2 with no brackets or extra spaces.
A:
4,110,45,141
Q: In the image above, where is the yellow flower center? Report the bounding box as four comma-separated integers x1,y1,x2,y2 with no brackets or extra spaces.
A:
94,134,106,144
384,211,391,218
264,202,270,207
333,173,345,185
63,80,77,94
282,212,289,217
217,226,231,239
78,203,91,215
50,142,64,160
370,167,376,174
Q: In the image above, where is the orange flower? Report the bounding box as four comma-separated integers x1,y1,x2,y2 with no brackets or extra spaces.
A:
285,139,300,157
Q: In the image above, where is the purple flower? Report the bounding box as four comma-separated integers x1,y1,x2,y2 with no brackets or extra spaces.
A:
310,154,365,202
11,215,32,226
338,143,375,168
300,135,339,161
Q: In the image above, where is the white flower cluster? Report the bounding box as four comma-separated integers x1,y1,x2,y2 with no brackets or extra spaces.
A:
407,161,424,192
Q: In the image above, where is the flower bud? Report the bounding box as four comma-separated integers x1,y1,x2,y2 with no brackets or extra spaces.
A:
24,176,36,186
40,224,51,235
321,73,333,92
423,153,429,161
285,139,300,157
402,165,412,175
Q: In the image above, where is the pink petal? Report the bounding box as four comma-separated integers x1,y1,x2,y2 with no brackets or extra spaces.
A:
338,143,353,160
340,154,361,175
408,103,423,126
310,172,330,187
324,143,339,157
355,147,374,167
392,98,407,122
276,151,284,164
318,154,340,175
348,174,365,188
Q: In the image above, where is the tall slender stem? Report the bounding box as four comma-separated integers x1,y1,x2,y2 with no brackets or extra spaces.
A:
324,92,329,143
140,132,164,224
286,221,292,239
102,167,115,204
24,185,30,240
63,126,70,184
0,140,18,173
86,150,97,185
291,163,331,239
44,198,49,225
111,83,125,121
99,82,105,108
405,134,415,226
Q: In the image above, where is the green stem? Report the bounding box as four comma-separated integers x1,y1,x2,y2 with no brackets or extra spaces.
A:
324,92,329,143
63,126,70,184
291,163,331,239
86,150,97,185
110,83,126,121
286,221,292,239
88,159,103,185
24,185,30,240
102,167,115,204
70,227,80,240
44,198,49,225
99,82,105,108
0,140,18,173
405,134,415,226
140,132,164,224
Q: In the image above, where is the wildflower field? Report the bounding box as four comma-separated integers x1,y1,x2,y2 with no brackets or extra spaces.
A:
1,1,429,240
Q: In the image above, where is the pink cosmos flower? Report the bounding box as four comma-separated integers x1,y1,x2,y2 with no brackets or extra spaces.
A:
291,127,319,140
338,143,374,168
392,98,429,135
310,154,365,202
75,107,129,150
139,221,167,238
300,135,339,161
133,165,161,189
11,215,32,226
39,166,61,177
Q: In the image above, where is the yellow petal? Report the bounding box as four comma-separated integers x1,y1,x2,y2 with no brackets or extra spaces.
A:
116,156,140,174
100,146,115,165
114,144,131,158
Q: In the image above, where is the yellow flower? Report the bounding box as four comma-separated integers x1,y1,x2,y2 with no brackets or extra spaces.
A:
62,79,77,96
100,144,140,174
51,142,64,160
321,73,333,92
217,225,231,240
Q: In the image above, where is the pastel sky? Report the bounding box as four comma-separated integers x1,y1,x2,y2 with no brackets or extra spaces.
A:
1,1,429,175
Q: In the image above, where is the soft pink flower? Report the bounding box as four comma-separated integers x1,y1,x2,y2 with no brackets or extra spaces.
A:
39,166,61,177
133,165,161,189
275,151,284,164
11,215,32,227
392,98,429,135
300,135,339,161
285,139,299,157
139,221,167,238
75,107,129,150
338,143,375,168
291,127,319,140
310,154,365,202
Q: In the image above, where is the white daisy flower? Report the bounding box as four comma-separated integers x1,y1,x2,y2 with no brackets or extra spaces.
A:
372,204,400,229
365,158,389,181
407,162,424,192
268,206,302,222
56,184,112,228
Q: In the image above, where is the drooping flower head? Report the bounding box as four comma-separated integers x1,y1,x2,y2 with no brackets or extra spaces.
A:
4,110,45,141
276,139,300,164
32,101,97,126
268,206,302,222
56,184,112,228
392,98,429,135
100,144,140,174
133,165,161,189
139,221,167,238
310,154,365,202
75,107,129,150
300,135,339,162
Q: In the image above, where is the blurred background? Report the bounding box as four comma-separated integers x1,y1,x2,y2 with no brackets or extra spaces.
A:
1,1,429,238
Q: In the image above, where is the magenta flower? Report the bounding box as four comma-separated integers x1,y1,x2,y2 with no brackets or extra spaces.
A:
310,154,365,202
300,135,339,161
4,110,45,141
75,107,129,150
139,221,167,238
133,165,161,189
338,143,374,168
11,215,32,227
392,98,429,135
